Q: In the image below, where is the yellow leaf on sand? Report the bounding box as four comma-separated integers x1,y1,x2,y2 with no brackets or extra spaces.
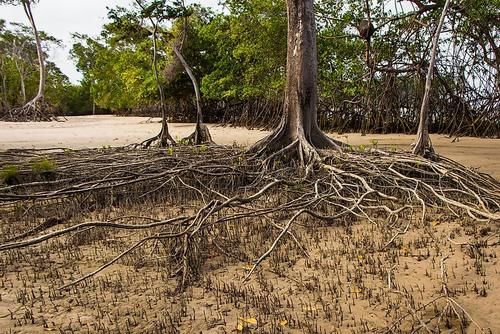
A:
279,319,288,326
357,255,364,260
303,305,317,312
238,317,258,325
351,286,362,294
431,221,441,227
242,263,253,271
236,321,244,331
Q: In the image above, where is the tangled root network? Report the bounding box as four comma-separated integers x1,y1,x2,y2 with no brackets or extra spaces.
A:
0,145,498,332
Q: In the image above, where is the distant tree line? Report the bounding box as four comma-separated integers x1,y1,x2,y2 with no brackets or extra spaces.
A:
0,19,92,116
1,0,498,137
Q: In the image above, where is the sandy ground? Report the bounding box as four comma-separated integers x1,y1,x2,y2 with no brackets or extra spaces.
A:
1,115,498,179
0,116,267,149
0,116,499,333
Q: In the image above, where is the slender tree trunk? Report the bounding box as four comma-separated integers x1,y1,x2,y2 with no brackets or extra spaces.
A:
22,0,45,101
11,40,27,104
13,60,27,104
250,0,342,162
175,0,213,145
173,47,202,125
0,57,10,112
413,0,452,156
173,46,213,144
20,72,26,104
151,23,174,146
134,0,175,147
361,0,374,136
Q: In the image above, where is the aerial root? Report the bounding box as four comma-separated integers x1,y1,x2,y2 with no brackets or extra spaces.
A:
252,137,325,178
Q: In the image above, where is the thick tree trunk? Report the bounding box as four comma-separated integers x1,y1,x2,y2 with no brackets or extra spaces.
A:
173,46,213,145
413,0,452,156
250,0,342,163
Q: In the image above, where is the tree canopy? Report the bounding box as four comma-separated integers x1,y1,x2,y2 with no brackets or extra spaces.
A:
0,0,498,136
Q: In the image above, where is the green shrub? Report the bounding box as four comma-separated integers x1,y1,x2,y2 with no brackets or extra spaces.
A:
32,158,57,174
1,165,20,184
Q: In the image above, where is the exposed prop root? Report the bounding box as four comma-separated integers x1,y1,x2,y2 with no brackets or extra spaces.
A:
249,121,346,171
0,97,58,122
136,129,176,148
182,123,214,145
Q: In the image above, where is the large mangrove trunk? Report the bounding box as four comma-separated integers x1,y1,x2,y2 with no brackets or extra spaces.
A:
250,0,342,164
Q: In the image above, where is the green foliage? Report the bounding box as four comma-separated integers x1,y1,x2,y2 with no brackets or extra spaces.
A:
65,0,499,133
70,33,157,111
69,4,174,112
2,0,495,137
201,0,287,101
317,1,366,101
